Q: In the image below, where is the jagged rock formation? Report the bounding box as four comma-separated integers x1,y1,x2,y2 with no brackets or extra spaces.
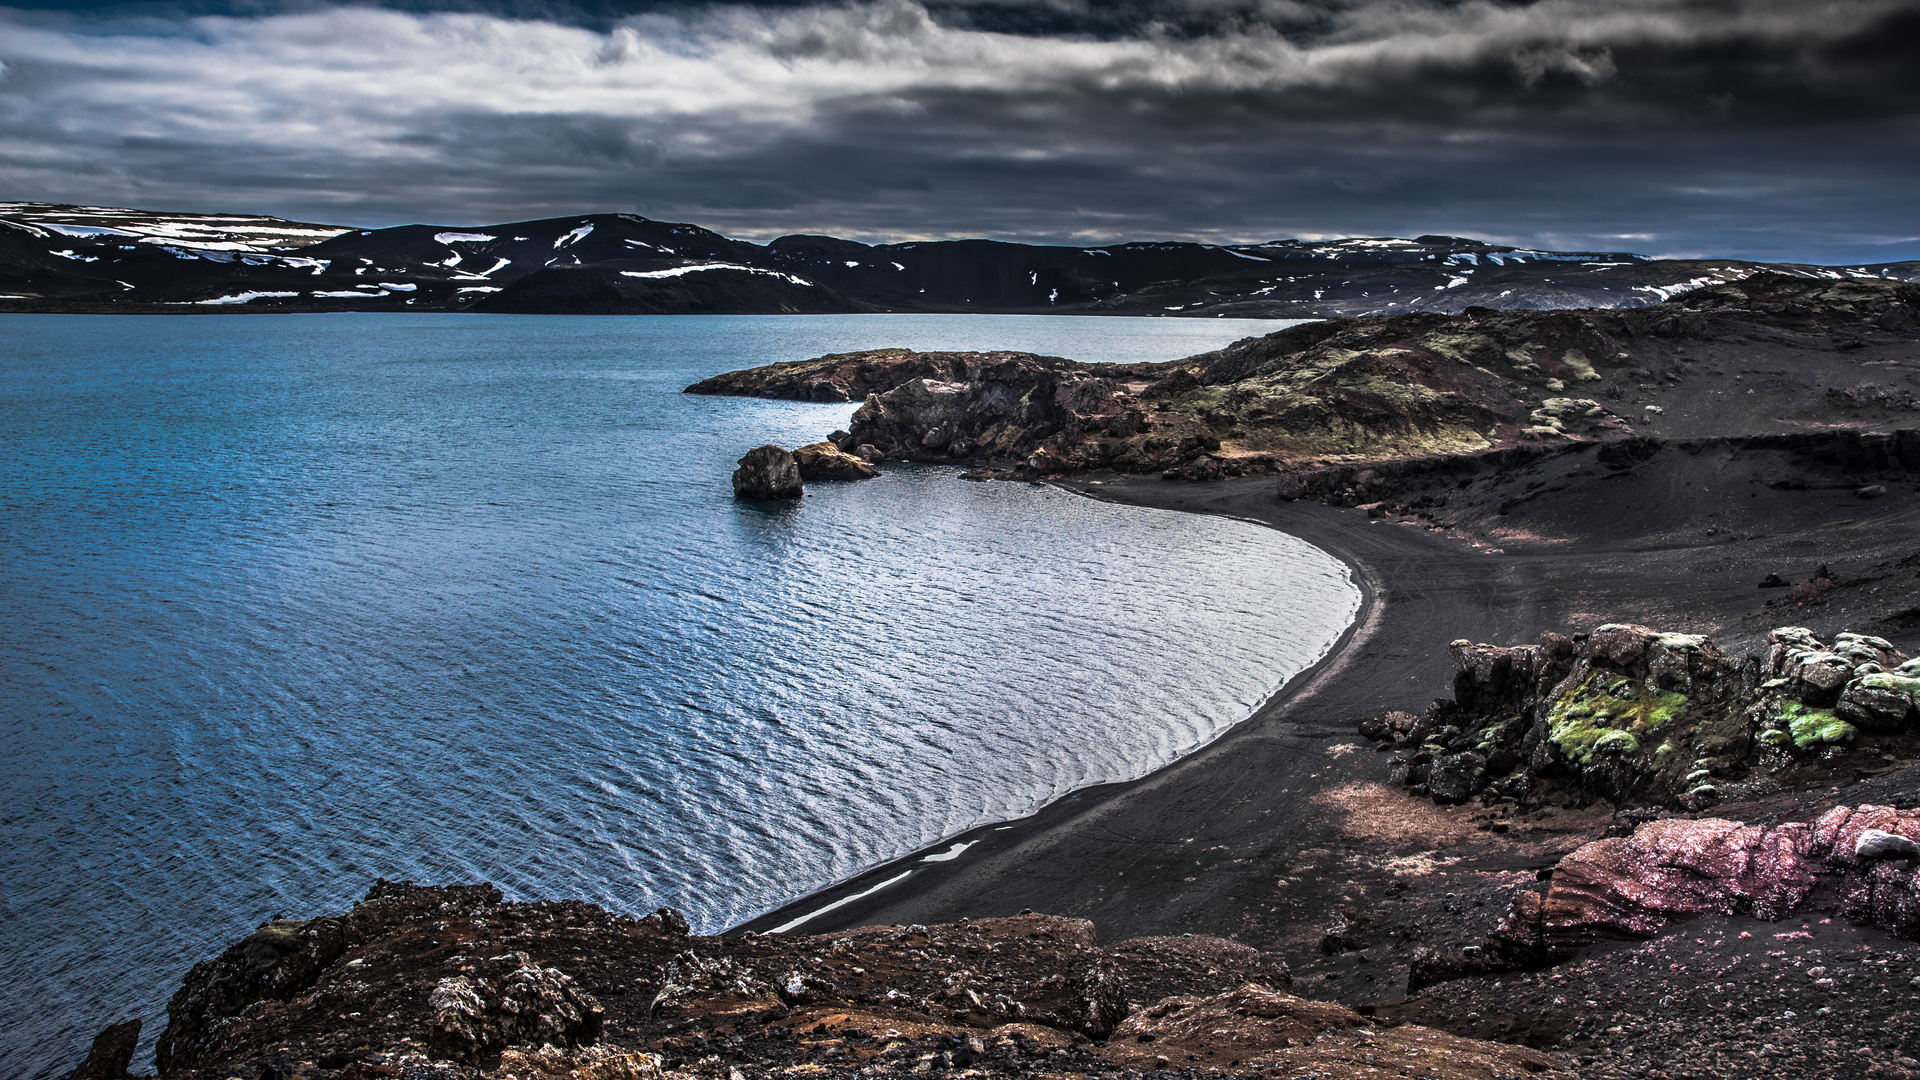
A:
427,961,604,1065
113,880,1575,1080
730,446,803,500
839,357,1192,475
1360,624,1917,811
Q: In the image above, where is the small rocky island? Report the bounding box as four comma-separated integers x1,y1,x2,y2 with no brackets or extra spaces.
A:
730,443,878,499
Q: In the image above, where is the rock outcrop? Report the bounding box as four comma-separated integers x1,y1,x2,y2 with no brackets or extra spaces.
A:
152,880,686,1078
730,445,803,499
683,276,1920,501
1361,623,1915,810
64,1020,141,1080
792,441,879,481
826,353,1210,476
1103,983,1568,1079
127,880,1565,1080
1486,804,1920,957
427,961,605,1065
155,913,354,1073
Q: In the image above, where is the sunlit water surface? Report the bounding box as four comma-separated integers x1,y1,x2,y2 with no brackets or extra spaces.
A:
0,313,1356,1078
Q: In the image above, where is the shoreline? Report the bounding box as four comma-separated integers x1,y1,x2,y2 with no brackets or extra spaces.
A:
731,476,1440,941
736,463,1920,995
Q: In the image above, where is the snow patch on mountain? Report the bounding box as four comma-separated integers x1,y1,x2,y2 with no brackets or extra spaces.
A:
620,263,812,285
192,291,299,305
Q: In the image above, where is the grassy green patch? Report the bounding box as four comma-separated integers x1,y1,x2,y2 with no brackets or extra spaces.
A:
1781,702,1856,749
1547,672,1690,766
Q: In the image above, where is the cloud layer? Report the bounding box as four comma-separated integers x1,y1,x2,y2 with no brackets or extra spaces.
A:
2,0,1917,261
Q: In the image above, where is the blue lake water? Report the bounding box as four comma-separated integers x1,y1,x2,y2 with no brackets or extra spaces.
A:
0,312,1358,1079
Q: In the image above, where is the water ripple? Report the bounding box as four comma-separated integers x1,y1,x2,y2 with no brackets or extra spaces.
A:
0,312,1353,1080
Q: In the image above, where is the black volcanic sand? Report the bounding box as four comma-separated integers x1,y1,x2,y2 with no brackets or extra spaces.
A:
738,459,1920,1077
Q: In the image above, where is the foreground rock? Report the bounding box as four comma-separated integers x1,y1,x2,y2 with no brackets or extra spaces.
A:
118,880,1572,1080
1105,983,1563,1079
731,445,803,499
1489,805,1920,956
64,1019,141,1080
1361,622,1918,811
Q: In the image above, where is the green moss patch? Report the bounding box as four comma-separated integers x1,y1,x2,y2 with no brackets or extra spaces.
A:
1781,702,1857,749
1856,673,1920,697
1547,672,1690,766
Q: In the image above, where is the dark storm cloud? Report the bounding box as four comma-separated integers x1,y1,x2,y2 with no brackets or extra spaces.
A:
1,0,1916,262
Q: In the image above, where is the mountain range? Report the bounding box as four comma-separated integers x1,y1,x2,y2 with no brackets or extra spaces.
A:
3,200,1915,318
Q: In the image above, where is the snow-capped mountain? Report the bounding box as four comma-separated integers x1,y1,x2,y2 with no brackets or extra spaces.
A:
1,202,1913,316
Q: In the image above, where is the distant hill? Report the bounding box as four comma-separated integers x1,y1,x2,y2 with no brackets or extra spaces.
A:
2,201,1914,316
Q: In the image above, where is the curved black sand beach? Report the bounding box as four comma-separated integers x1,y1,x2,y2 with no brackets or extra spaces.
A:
737,463,1920,997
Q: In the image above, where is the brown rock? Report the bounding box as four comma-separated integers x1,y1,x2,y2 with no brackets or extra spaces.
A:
490,1045,663,1080
1540,818,1822,941
731,445,803,499
139,880,1587,1080
1103,983,1572,1079
793,441,879,481
426,964,604,1065
64,1020,139,1080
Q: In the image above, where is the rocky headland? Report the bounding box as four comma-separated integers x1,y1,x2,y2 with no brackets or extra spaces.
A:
688,274,1920,489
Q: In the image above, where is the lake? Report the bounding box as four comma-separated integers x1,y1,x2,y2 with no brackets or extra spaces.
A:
0,312,1358,1078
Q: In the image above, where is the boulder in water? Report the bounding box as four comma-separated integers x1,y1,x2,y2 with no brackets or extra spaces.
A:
64,1020,140,1080
793,441,879,481
732,445,803,499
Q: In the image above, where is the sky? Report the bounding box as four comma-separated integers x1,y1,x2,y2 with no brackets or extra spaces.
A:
1,0,1917,263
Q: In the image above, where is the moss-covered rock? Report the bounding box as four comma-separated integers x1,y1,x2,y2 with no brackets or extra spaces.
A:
1545,672,1689,766
1364,622,1912,812
1836,673,1920,731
